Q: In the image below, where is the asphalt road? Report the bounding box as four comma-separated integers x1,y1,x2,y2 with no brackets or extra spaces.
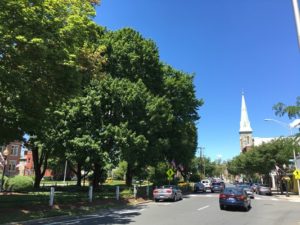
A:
24,192,300,225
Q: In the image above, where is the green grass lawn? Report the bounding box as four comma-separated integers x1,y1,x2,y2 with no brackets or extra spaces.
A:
0,181,152,224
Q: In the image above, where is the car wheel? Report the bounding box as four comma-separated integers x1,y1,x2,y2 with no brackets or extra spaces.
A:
173,194,177,202
243,204,250,212
155,199,159,202
220,204,225,210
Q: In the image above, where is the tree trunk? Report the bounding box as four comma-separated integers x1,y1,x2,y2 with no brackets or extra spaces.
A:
32,146,43,189
126,164,133,186
92,162,101,189
76,164,82,186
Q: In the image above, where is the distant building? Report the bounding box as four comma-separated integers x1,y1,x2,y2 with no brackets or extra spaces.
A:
0,141,22,176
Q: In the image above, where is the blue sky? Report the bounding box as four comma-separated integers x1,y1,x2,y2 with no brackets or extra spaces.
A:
95,1,300,161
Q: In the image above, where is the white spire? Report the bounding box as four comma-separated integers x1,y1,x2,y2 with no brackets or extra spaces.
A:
240,93,252,132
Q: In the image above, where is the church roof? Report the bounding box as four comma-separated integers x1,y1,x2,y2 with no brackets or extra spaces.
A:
239,94,252,133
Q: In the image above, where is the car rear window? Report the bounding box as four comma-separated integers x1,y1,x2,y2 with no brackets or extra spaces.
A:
212,182,221,185
223,188,243,195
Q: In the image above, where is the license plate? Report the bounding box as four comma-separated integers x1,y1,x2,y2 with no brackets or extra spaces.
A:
228,198,235,201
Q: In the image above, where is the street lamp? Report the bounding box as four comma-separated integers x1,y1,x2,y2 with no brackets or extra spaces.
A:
264,118,300,196
1,147,10,191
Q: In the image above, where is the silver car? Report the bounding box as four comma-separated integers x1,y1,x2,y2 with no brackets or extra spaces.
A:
237,184,254,199
153,185,183,202
257,184,272,195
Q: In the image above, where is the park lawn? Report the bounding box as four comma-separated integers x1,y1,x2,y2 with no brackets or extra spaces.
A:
0,181,153,224
0,192,144,224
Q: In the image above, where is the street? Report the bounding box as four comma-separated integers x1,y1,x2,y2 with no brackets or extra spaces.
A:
25,192,300,225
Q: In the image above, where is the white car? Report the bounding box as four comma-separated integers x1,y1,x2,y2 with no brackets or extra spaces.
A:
201,179,212,192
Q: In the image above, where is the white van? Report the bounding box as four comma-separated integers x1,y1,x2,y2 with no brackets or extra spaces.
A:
201,179,212,192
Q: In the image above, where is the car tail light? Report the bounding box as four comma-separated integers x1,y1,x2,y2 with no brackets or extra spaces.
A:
236,195,245,200
153,190,158,194
219,194,226,199
165,189,172,193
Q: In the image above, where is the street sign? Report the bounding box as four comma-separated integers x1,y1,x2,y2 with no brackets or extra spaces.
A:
293,169,300,180
166,169,174,180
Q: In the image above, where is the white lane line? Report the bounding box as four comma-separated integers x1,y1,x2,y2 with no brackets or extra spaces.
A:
271,198,279,201
117,209,145,214
197,205,210,211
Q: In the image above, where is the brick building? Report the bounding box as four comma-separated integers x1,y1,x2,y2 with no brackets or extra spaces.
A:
0,141,22,176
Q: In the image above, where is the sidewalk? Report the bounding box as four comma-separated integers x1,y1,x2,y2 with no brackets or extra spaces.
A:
271,190,300,201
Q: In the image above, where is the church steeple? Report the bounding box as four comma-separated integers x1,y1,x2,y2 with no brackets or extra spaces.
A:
240,93,252,132
239,93,253,152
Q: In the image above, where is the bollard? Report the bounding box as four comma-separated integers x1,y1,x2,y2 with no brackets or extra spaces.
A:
116,186,120,200
89,186,93,203
49,187,55,207
133,185,137,199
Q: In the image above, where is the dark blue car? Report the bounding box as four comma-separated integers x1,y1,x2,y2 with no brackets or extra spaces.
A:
219,187,251,211
211,182,224,193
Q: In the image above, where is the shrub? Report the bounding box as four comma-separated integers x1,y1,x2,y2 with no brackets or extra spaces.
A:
5,175,34,192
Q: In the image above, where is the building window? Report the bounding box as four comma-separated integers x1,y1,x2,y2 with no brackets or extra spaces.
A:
11,145,19,156
8,160,17,171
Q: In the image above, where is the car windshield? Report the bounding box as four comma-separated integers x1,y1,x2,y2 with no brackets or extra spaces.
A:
212,182,221,186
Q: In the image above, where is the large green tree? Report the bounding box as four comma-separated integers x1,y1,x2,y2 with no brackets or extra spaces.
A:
0,0,104,141
52,77,174,187
227,138,300,179
161,65,203,178
0,0,107,187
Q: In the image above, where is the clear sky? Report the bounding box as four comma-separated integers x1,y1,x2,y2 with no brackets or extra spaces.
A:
95,0,300,161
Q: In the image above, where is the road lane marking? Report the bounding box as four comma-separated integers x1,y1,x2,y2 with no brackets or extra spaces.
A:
117,209,145,214
197,205,210,211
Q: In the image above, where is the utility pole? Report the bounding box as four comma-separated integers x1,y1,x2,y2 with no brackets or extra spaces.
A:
292,0,300,49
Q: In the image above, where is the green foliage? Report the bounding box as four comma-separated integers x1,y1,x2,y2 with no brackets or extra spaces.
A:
148,162,172,185
100,28,163,94
0,0,202,188
0,0,103,139
5,175,34,192
273,96,300,119
113,161,127,180
227,138,300,177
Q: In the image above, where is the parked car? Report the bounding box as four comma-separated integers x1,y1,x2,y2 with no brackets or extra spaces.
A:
211,182,224,193
250,183,260,192
201,179,212,192
256,184,272,195
153,185,183,202
219,187,251,211
236,184,254,199
194,182,205,193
